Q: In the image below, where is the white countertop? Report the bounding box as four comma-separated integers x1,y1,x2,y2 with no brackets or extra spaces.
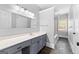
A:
0,31,46,50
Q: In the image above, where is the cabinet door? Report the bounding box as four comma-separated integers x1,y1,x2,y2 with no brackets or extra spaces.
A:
38,35,46,52
30,42,38,54
30,35,46,54
2,43,22,54
41,35,46,47
38,39,43,51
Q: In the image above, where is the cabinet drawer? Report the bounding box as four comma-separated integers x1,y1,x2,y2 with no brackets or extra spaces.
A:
21,40,31,48
0,50,8,54
0,40,31,54
30,42,38,54
31,37,41,44
3,43,22,54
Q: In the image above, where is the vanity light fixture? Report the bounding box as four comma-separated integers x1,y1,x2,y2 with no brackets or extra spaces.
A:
14,5,20,11
25,10,35,18
20,7,24,12
13,5,35,19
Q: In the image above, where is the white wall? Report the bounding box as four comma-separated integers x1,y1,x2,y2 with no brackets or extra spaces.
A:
39,7,55,48
72,5,79,33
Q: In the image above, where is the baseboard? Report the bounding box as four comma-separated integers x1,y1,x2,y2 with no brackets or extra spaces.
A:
59,35,68,38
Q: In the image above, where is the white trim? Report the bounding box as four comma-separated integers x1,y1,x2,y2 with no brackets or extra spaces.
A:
39,7,55,13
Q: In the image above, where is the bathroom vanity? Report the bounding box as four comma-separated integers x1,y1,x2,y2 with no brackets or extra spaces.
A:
0,32,47,54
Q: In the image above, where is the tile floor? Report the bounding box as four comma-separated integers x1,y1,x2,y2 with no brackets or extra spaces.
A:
39,37,73,54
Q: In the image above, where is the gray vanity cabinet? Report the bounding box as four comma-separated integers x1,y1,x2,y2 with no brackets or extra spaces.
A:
38,36,43,51
0,34,46,54
38,38,43,51
30,42,39,54
30,37,39,54
30,34,46,54
38,35,46,52
0,50,8,54
0,43,23,54
41,34,46,47
0,40,31,54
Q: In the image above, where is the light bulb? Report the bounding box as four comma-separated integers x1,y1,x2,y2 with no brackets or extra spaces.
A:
25,10,35,19
14,5,20,11
25,10,29,13
20,7,24,12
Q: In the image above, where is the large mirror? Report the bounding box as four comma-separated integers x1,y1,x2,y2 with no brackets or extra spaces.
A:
12,13,31,28
0,9,32,29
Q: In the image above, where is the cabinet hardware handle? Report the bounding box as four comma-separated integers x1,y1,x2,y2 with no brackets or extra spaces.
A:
73,32,76,34
17,46,22,49
0,51,8,54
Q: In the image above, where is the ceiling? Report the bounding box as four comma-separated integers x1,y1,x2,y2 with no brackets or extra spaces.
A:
37,4,54,10
19,4,53,11
19,4,71,11
37,4,71,11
